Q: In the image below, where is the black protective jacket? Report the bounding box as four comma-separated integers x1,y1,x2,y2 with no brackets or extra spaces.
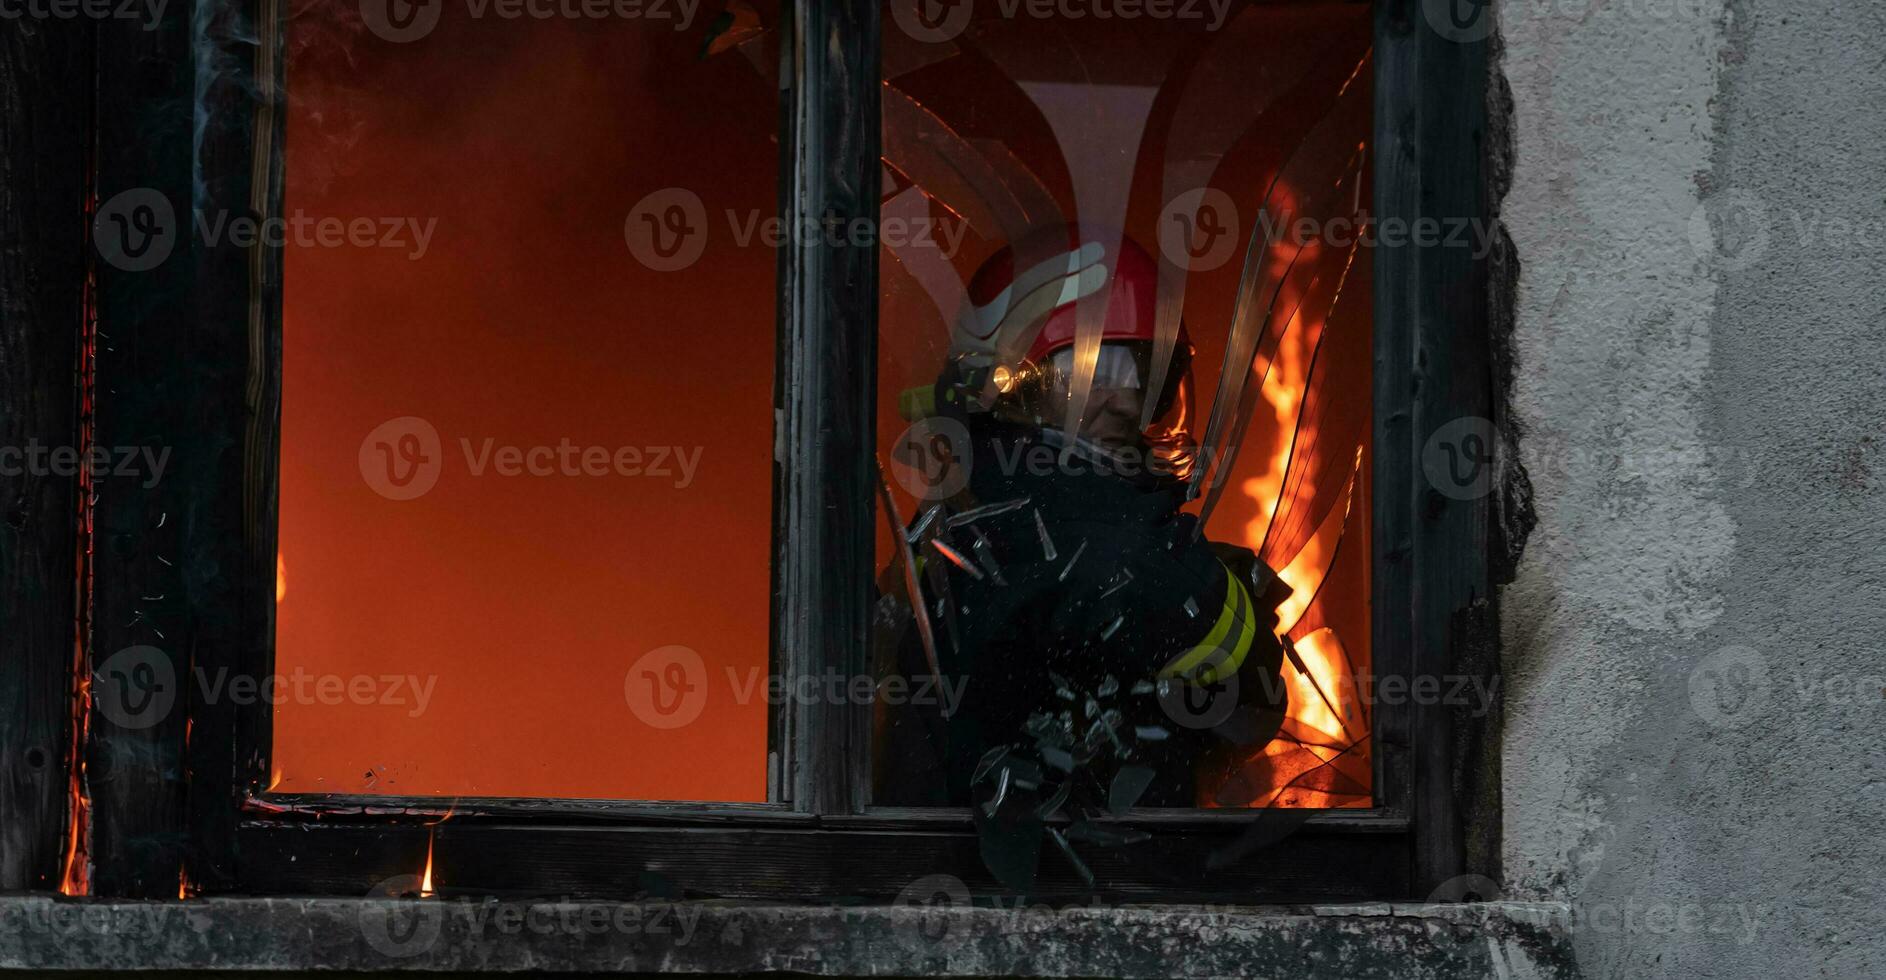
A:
874,427,1292,808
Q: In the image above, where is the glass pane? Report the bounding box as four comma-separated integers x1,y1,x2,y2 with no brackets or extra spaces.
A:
273,3,782,800
873,1,1373,832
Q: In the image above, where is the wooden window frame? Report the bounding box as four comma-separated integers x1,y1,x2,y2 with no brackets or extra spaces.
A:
0,0,1499,903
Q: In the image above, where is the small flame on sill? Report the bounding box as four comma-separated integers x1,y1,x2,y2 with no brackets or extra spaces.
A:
416,804,455,898
418,830,436,898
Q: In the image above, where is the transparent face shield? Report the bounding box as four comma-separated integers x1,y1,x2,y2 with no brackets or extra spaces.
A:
1033,341,1196,481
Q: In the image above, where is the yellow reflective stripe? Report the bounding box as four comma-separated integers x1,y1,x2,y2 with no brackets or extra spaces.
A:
1159,565,1256,685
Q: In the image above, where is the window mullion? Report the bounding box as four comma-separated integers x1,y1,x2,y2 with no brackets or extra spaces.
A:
774,0,882,815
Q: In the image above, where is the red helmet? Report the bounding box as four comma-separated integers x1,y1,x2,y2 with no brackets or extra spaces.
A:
959,225,1165,364
930,225,1199,481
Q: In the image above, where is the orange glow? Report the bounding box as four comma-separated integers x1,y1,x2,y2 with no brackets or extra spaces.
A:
1289,628,1363,744
58,667,91,897
1273,451,1360,634
273,10,778,801
1238,290,1318,549
63,188,98,896
275,553,286,603
1213,204,1371,809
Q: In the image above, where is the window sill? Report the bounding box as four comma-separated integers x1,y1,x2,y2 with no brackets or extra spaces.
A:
0,895,1575,977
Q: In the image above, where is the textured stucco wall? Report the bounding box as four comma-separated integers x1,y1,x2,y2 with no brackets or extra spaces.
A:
1498,0,1886,976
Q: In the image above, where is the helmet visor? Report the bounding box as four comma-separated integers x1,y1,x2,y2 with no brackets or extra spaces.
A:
1045,343,1145,397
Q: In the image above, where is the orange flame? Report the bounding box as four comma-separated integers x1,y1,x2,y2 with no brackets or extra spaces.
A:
417,803,455,897
418,830,436,898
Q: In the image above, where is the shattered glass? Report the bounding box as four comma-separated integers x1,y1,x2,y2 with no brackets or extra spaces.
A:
871,1,1377,886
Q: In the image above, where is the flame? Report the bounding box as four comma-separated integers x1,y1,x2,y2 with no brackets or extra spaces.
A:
1213,210,1369,810
417,803,455,897
1239,296,1318,548
418,830,436,898
1273,451,1360,634
1289,628,1362,743
61,187,100,895
57,661,92,896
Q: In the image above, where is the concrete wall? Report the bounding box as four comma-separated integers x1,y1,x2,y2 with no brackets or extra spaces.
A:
1497,0,1886,975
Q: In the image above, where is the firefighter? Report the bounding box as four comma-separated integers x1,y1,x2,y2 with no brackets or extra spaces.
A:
875,227,1293,812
